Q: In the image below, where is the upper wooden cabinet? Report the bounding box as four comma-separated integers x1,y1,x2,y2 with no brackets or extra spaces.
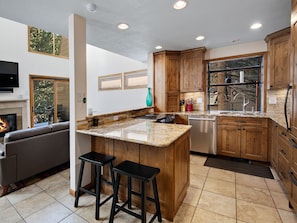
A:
265,27,290,89
180,47,206,92
153,51,180,112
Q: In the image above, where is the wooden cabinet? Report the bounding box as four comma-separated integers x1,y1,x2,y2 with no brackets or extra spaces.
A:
265,27,290,89
154,51,180,112
291,9,297,137
289,133,297,210
277,127,291,192
92,130,190,221
180,47,206,92
269,120,279,170
217,116,268,161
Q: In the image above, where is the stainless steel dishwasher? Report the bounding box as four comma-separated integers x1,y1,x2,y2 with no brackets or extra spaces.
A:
188,115,217,154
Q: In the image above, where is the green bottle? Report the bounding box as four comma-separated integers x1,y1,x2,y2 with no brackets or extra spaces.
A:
146,87,153,107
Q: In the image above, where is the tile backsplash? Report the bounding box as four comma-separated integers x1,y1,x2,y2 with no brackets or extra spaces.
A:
266,89,289,114
180,92,205,111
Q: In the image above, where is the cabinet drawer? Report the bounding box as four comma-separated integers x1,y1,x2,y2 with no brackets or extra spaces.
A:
217,116,238,125
290,133,297,173
279,136,291,163
237,117,268,127
217,116,268,127
289,168,297,210
278,155,291,193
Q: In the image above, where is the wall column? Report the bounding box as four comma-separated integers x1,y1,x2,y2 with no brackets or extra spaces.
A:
68,14,91,193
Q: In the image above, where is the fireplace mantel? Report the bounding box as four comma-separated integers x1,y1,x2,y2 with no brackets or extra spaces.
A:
0,99,28,129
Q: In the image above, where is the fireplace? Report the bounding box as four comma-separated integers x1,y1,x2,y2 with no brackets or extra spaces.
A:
0,113,17,137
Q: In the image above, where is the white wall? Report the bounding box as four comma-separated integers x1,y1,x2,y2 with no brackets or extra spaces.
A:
0,17,149,126
0,17,69,127
205,40,267,60
86,44,147,115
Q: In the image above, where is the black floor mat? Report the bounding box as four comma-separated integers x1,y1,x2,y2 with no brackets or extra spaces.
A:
204,157,274,179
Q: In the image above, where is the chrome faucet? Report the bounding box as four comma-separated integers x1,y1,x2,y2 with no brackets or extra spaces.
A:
233,92,249,112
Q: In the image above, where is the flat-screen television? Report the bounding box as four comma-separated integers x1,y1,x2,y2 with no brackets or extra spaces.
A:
0,61,19,88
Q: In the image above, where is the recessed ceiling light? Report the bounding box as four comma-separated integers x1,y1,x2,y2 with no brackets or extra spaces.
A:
173,0,187,10
250,23,262,30
118,23,129,30
86,3,97,13
155,46,163,50
196,36,205,41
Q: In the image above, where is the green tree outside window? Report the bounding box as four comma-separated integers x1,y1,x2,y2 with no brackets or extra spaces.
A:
28,26,69,58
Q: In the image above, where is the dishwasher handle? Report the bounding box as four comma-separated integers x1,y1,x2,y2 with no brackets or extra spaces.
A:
188,117,216,121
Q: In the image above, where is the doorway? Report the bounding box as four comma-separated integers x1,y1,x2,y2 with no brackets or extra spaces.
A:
29,75,69,127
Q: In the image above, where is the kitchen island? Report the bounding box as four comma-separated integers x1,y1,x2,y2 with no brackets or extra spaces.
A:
77,118,191,221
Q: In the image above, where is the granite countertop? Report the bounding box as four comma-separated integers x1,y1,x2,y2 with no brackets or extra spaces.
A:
77,118,191,147
175,110,287,129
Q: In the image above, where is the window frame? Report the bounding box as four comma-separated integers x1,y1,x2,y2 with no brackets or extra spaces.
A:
98,73,122,91
27,26,69,59
124,69,148,89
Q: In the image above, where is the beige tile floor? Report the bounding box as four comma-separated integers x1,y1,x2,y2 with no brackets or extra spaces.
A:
1,154,297,223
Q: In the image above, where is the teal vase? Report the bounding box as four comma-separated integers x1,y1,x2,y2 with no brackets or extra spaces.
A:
146,87,153,107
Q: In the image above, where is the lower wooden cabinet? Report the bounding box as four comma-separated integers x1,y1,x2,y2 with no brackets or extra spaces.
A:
217,116,268,162
269,120,279,170
289,133,297,210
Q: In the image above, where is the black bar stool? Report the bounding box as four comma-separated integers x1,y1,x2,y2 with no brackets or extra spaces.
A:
109,160,162,223
74,151,115,220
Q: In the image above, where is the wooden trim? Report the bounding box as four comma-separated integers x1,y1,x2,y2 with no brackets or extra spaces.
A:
29,75,69,127
98,73,122,91
180,47,206,54
264,27,290,42
123,69,148,90
204,51,267,63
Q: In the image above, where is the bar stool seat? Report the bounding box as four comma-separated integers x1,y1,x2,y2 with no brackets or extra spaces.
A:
109,160,162,223
74,151,115,220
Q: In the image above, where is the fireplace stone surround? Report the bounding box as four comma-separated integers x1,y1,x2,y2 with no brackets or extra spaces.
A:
0,99,28,134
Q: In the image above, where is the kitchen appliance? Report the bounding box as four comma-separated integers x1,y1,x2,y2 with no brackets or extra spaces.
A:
188,115,217,154
284,84,293,131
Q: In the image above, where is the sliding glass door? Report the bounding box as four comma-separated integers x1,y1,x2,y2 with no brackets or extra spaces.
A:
30,76,69,127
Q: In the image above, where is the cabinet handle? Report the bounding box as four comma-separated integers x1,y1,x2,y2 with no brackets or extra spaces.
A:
289,170,297,186
290,138,297,149
280,149,287,155
281,132,287,136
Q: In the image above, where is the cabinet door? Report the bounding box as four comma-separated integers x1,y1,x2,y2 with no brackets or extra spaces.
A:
167,92,179,112
154,53,166,112
290,133,297,173
289,167,297,210
180,48,205,92
291,19,297,137
240,126,268,161
268,29,290,89
271,122,279,170
166,54,180,93
217,124,241,157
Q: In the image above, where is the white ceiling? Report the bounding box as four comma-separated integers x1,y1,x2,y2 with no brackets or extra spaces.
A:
0,0,291,62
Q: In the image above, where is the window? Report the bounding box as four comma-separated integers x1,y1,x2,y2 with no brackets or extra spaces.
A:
206,53,265,112
98,73,122,90
124,69,148,89
28,26,69,58
29,76,69,127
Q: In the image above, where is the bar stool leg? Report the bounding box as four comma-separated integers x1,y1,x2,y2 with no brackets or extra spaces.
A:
152,178,162,222
128,176,132,209
95,165,101,220
74,160,85,207
141,180,146,223
109,174,121,223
